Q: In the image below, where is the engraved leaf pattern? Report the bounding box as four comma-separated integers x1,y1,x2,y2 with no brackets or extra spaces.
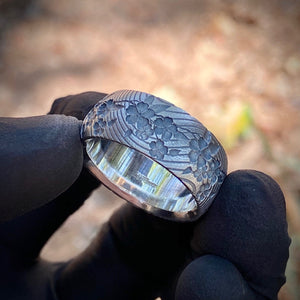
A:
151,104,171,113
169,149,181,156
182,167,193,174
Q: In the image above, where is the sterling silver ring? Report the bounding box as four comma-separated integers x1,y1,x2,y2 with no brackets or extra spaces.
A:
81,90,227,221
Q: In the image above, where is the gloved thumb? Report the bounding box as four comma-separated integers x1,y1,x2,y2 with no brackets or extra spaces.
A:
0,115,83,222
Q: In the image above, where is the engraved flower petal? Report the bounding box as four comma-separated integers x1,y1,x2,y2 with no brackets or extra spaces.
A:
136,119,153,140
189,138,207,151
199,183,210,192
198,192,206,202
208,143,220,156
154,126,164,135
154,117,173,128
188,150,198,163
203,189,211,196
182,166,193,174
211,174,218,185
96,103,107,116
126,105,138,115
126,103,154,125
154,118,164,127
136,125,154,140
92,117,106,127
168,124,177,133
92,120,105,135
106,99,114,107
206,170,214,178
136,102,149,113
163,117,173,126
203,130,212,143
209,160,221,171
137,132,149,140
190,139,199,150
203,148,212,160
198,138,208,150
149,140,167,160
97,99,122,116
144,95,155,104
197,156,206,168
154,117,177,140
162,131,172,141
136,102,155,118
136,116,149,129
126,114,138,124
143,109,155,119
193,169,203,182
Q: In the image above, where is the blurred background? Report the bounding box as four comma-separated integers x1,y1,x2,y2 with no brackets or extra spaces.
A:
0,0,299,298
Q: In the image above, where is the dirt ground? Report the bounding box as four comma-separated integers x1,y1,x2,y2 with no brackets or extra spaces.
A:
1,0,300,299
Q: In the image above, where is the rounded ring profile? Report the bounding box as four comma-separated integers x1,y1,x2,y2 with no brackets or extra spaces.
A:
81,90,227,221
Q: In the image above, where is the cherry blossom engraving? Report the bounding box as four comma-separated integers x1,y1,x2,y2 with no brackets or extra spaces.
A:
154,117,177,140
81,90,228,218
149,140,168,160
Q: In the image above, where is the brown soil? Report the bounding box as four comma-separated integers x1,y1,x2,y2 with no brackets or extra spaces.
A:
1,1,300,299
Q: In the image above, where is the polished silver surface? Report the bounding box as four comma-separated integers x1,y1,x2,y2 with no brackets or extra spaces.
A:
81,90,227,221
86,138,198,220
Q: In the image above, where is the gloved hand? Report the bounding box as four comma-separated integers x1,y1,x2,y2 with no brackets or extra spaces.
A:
0,92,290,300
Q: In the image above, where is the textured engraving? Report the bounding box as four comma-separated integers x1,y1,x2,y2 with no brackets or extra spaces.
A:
81,90,228,215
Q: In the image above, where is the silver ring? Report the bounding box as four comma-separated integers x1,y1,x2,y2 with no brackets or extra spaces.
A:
81,90,227,221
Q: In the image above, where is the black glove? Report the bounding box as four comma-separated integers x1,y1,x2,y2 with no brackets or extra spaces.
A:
175,170,291,300
0,92,290,300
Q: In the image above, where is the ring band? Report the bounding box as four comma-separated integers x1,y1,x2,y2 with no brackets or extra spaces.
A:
81,90,227,221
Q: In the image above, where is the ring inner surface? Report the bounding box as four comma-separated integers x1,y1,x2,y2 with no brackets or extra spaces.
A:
85,138,197,213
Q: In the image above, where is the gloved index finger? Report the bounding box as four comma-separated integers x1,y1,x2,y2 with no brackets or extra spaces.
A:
0,114,83,222
49,92,108,120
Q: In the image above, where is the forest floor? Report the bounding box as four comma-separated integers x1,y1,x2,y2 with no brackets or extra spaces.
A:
1,0,300,299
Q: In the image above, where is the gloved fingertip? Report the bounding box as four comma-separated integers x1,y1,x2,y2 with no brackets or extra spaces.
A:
175,255,262,300
0,115,84,221
49,96,70,115
191,169,290,300
49,92,108,120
